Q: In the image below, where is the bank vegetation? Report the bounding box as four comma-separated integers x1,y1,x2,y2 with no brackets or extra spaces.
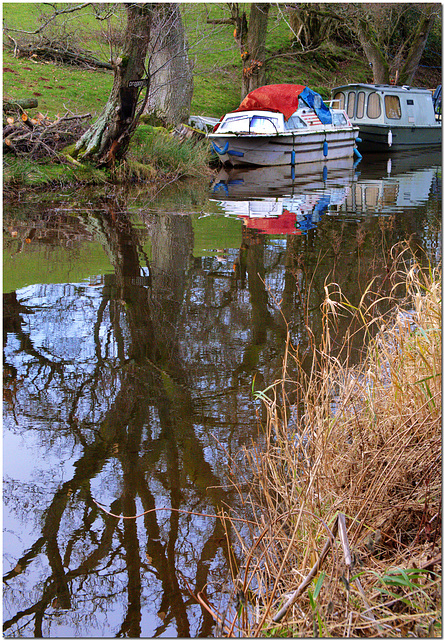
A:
212,247,441,637
3,3,441,191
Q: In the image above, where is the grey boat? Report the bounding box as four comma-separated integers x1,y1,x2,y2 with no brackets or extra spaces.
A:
331,84,442,151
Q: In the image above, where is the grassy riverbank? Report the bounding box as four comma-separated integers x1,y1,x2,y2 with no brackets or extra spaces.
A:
4,3,432,190
3,4,374,121
216,249,441,637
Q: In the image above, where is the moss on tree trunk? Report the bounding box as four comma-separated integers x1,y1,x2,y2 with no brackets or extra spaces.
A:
74,3,153,166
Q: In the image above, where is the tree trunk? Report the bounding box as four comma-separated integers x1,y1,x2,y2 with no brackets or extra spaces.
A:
241,3,270,99
398,5,437,85
355,17,390,84
144,4,193,126
74,3,153,166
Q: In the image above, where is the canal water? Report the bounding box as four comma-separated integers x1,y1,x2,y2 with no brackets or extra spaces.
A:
3,150,441,637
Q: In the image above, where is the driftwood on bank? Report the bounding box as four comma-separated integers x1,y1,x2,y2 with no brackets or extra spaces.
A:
3,110,91,160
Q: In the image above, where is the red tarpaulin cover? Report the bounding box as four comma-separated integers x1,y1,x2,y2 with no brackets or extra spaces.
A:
238,209,302,235
234,84,306,121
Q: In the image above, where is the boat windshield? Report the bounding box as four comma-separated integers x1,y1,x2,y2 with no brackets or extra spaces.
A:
250,115,279,133
331,112,348,126
218,114,279,133
284,114,307,130
218,115,251,132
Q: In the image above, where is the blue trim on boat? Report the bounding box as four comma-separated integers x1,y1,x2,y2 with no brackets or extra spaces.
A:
212,141,229,155
227,149,244,157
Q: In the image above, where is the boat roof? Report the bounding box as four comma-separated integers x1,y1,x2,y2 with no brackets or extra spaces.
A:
332,83,433,95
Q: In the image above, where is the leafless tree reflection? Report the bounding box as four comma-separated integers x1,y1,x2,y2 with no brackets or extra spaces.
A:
3,169,439,636
3,203,245,637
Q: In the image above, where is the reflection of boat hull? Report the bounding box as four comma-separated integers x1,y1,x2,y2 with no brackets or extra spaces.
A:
209,150,440,234
209,127,359,166
343,166,438,214
357,148,442,178
211,157,356,199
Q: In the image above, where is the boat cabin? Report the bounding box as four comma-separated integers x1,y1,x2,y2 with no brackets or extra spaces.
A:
331,84,441,150
331,84,438,127
214,107,349,135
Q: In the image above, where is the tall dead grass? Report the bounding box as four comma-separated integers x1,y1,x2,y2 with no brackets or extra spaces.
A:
215,246,441,637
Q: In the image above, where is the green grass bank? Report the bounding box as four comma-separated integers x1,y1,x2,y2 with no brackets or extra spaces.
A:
5,3,440,189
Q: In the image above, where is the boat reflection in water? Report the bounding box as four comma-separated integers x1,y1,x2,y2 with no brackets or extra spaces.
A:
344,149,441,215
210,157,355,234
210,149,441,233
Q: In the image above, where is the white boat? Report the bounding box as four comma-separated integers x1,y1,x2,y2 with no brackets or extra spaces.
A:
207,84,360,167
331,83,442,151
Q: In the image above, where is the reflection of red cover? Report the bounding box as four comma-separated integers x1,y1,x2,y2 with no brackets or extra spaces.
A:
234,84,306,120
239,209,302,235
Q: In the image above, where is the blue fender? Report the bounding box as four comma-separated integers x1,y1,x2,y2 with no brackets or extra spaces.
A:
211,141,229,155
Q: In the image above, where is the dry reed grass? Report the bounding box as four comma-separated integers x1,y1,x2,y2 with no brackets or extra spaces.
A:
214,246,441,637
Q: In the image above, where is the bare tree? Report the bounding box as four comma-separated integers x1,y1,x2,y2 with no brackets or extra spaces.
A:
286,2,334,50
290,3,440,85
145,4,194,126
207,3,270,99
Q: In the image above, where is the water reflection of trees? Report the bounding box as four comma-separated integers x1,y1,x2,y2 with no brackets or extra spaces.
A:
3,204,243,637
3,185,439,636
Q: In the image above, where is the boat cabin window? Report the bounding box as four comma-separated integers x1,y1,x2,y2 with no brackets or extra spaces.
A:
385,95,401,119
332,91,345,109
346,92,356,117
218,116,251,132
356,92,366,118
284,114,307,129
367,92,381,118
218,114,279,134
331,112,347,126
249,115,279,133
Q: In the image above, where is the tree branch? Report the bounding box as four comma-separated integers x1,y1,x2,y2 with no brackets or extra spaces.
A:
5,3,91,35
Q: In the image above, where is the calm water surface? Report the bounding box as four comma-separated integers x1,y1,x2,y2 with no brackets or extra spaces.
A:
3,150,441,637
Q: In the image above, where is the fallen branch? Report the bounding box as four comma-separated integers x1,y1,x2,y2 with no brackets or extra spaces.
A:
3,99,39,113
5,34,113,69
271,514,339,623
